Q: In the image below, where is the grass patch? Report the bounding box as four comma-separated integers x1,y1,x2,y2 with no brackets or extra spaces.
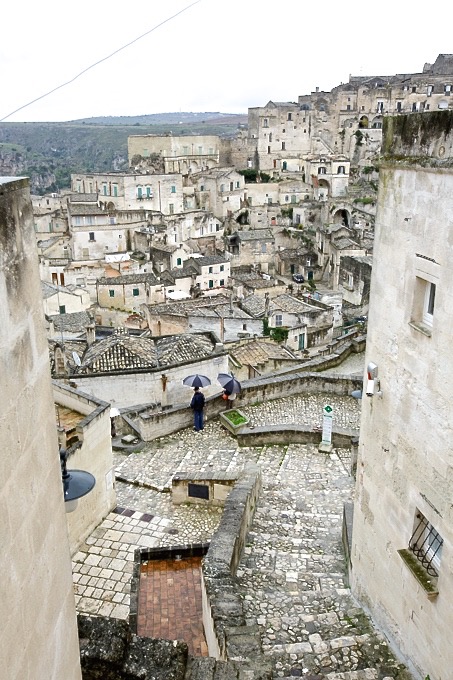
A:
223,410,248,426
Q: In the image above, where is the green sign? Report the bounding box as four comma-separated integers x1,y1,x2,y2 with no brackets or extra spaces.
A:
324,405,333,414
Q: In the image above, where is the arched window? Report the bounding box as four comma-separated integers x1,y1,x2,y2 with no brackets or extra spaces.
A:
263,118,268,128
318,167,326,175
337,166,345,174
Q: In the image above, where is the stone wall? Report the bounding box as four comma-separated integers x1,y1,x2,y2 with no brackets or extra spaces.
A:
0,177,82,679
351,119,453,680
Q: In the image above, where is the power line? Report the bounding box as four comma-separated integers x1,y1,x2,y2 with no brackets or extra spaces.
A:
1,0,202,122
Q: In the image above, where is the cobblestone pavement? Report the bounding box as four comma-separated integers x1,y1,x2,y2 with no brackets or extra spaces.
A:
73,384,410,679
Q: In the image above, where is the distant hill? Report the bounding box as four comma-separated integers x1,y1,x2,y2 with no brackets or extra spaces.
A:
70,112,248,126
0,113,248,194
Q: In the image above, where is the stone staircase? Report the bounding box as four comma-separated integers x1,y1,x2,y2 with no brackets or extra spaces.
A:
234,444,412,679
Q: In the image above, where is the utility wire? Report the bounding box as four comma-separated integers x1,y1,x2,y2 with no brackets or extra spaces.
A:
1,0,202,122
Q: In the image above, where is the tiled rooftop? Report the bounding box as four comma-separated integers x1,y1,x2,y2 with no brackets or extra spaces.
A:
229,339,297,366
97,272,159,285
80,330,158,372
156,333,214,365
240,295,266,318
49,311,92,333
270,293,322,314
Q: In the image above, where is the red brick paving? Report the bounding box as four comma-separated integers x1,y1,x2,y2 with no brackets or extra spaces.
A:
137,557,208,657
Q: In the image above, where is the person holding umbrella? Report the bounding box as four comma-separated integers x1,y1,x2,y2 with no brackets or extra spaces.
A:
183,374,211,432
217,373,241,409
190,386,206,431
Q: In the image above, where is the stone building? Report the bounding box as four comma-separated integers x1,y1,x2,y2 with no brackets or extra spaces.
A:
350,111,453,680
96,272,163,310
267,293,334,350
142,295,261,343
0,177,82,678
190,167,246,219
225,228,276,273
127,134,221,174
244,55,453,176
338,254,372,309
62,327,228,408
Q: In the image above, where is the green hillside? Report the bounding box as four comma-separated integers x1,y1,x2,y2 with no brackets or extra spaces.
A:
0,113,247,194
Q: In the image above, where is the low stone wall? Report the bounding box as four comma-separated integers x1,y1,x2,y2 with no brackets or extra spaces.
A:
126,466,272,678
237,423,358,448
201,466,272,675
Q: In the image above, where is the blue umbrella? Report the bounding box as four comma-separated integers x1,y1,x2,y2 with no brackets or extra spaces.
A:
182,374,211,388
217,373,241,394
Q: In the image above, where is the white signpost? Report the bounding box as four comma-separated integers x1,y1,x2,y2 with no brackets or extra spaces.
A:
319,404,333,452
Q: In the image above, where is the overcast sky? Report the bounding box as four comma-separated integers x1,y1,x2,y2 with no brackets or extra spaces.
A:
1,0,451,123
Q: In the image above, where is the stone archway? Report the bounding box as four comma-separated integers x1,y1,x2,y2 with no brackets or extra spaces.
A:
332,208,351,227
359,115,369,129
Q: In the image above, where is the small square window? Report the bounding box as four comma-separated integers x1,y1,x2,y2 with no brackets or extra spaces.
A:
208,279,214,288
109,290,115,297
133,288,139,296
275,314,282,327
220,265,224,272
89,232,95,241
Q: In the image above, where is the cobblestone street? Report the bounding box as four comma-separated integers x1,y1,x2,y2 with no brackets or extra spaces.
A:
72,369,411,678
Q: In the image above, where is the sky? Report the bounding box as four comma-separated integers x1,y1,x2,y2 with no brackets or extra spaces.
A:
1,0,451,123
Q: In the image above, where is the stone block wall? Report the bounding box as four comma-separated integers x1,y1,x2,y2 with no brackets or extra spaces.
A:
0,177,81,679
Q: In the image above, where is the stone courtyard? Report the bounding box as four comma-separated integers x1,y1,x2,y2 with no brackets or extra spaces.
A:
72,357,412,678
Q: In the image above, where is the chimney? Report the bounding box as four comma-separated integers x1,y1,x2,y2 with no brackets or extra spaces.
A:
86,323,96,346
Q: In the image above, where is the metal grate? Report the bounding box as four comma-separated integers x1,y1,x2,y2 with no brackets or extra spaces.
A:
188,483,209,500
409,514,443,577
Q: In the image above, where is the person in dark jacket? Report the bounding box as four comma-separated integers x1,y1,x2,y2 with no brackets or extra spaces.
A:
190,386,206,431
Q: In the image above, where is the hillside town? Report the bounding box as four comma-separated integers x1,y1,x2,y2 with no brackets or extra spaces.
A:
2,54,453,680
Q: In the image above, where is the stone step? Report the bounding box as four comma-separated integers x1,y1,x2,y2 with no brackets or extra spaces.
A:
279,669,380,680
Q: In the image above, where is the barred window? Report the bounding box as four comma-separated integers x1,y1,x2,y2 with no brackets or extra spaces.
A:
409,511,443,576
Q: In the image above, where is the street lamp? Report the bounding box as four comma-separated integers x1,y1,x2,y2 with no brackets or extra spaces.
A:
59,446,95,513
